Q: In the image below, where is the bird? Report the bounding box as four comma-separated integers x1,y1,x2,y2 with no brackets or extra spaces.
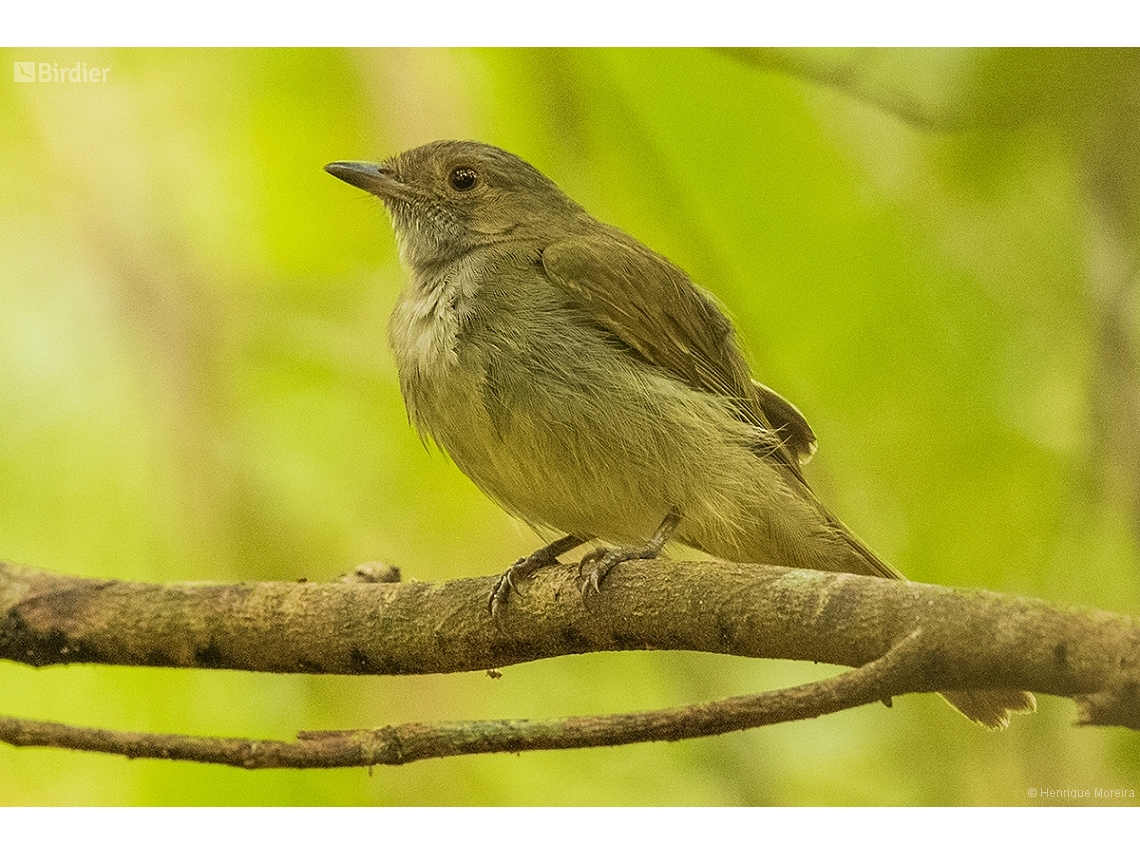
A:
325,139,1036,729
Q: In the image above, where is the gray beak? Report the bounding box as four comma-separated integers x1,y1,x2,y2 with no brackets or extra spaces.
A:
324,161,405,200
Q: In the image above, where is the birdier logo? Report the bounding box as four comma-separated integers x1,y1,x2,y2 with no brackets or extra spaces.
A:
13,61,109,83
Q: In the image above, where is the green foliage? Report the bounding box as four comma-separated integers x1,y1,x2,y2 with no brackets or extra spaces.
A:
1,47,1138,805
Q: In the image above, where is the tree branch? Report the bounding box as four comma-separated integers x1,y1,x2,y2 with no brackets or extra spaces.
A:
717,48,978,132
0,629,923,768
1,557,1138,768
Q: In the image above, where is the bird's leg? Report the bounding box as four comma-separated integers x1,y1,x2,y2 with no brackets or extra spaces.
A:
489,533,587,618
579,508,682,596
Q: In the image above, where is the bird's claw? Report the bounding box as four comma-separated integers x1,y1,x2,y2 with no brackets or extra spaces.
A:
577,546,646,599
488,558,527,618
576,510,679,599
488,534,586,619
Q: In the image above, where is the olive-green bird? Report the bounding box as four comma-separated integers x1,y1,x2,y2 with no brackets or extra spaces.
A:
326,140,1036,729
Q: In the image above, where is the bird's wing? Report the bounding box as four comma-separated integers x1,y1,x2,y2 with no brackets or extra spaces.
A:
752,380,817,464
542,228,816,469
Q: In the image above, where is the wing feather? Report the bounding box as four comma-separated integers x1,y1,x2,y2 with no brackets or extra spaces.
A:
541,228,816,470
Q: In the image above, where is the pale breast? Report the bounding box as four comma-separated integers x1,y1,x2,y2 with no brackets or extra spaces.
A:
389,273,461,375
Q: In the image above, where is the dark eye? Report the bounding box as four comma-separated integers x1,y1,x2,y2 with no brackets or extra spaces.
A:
449,167,478,191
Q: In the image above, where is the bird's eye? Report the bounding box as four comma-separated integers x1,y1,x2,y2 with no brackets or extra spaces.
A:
449,167,479,191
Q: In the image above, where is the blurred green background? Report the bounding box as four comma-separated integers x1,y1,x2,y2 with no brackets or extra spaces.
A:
1,47,1138,805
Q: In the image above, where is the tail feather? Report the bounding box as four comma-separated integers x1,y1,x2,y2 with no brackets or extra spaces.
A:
941,689,1037,730
830,522,1037,729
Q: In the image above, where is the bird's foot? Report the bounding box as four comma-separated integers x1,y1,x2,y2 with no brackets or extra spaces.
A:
488,534,585,619
577,508,683,598
577,544,658,596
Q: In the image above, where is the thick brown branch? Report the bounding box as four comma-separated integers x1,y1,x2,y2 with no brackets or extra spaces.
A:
0,630,923,768
2,558,1139,733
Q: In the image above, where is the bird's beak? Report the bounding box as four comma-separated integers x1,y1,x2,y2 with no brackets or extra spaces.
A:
324,161,407,201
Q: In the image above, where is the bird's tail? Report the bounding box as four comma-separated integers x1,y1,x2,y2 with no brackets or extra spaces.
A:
940,689,1037,729
832,522,1036,729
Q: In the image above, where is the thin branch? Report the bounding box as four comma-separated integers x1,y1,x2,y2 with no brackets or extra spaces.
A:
717,48,980,132
0,630,924,768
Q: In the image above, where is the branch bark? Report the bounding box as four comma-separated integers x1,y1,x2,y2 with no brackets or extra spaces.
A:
0,630,924,768
1,557,1138,768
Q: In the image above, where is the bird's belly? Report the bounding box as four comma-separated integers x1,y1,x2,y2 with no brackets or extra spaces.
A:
415,359,673,543
406,342,797,552
389,273,826,562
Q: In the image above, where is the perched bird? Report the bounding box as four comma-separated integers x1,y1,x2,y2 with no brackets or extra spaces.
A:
326,140,1035,729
